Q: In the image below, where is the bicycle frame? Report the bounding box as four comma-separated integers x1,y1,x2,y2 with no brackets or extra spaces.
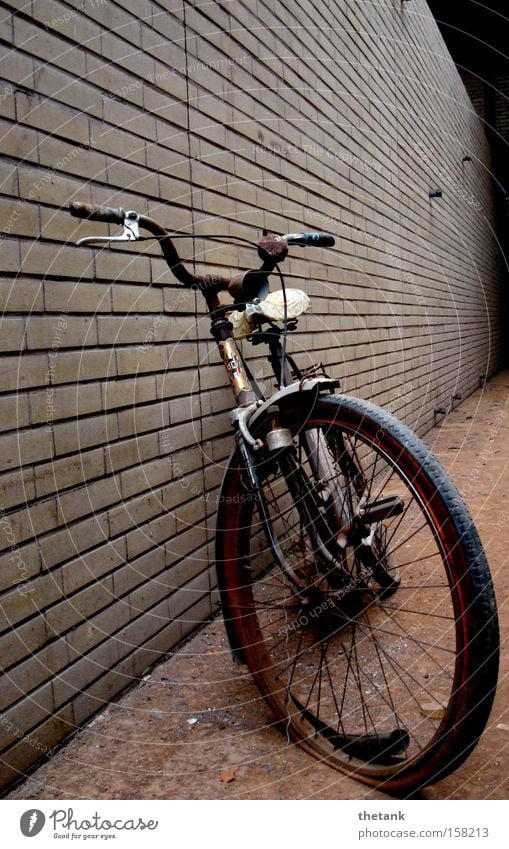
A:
67,201,499,791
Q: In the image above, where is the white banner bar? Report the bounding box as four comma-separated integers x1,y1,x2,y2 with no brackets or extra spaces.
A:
2,799,507,848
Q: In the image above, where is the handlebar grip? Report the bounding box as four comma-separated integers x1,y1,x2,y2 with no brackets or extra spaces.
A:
69,202,124,224
284,232,335,247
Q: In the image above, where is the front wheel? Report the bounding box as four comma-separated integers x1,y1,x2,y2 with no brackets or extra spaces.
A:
216,394,499,794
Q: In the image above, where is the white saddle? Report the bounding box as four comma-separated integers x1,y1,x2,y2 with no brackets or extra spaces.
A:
230,289,311,337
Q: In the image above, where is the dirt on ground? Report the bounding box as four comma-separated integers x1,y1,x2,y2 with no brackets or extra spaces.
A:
7,373,509,801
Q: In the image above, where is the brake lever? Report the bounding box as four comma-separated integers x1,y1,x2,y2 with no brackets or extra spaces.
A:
76,211,140,246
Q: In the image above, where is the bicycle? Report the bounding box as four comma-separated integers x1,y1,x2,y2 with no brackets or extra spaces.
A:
69,201,499,794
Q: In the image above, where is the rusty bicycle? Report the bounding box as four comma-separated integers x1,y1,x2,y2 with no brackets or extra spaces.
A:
70,201,499,794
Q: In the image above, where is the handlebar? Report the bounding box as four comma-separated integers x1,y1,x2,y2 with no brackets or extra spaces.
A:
284,232,335,247
69,202,335,302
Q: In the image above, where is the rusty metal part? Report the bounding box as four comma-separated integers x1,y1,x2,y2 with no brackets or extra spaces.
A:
257,233,289,264
219,338,251,396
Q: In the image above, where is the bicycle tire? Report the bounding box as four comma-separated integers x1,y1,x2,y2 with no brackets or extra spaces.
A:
216,393,499,794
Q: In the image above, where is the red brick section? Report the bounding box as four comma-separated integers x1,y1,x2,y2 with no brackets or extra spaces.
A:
0,0,503,789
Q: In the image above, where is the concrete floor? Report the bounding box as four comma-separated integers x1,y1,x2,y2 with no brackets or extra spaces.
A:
7,372,509,800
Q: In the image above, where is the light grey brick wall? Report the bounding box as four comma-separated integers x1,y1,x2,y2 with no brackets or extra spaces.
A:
0,0,502,790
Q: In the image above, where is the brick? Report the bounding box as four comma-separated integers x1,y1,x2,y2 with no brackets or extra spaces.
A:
115,343,169,376
147,63,187,104
166,392,203,425
0,278,44,313
53,412,118,455
13,15,87,77
0,316,25,352
0,42,34,90
112,547,166,598
145,144,191,183
0,160,19,197
0,535,39,598
111,283,163,313
0,427,53,474
20,242,95,280
113,600,181,665
168,568,210,622
89,120,147,168
105,432,159,474
56,475,121,524
94,250,152,285
101,97,158,142
17,167,85,213
68,643,146,725
0,569,63,633
25,315,97,350
44,280,112,313
0,610,47,672
97,315,156,345
0,393,30,431
93,8,144,50
175,540,212,588
44,575,115,635
0,467,36,510
85,55,145,110
162,470,203,512
51,637,124,708
0,707,74,788
34,447,105,497
119,456,171,498
60,537,127,596
125,511,176,560
0,196,39,239
117,400,169,438
0,7,12,43
0,239,20,273
108,488,165,537
30,63,102,118
0,636,69,712
0,498,59,550
105,157,159,196
102,375,156,411
38,513,109,570
141,20,186,68
50,349,116,385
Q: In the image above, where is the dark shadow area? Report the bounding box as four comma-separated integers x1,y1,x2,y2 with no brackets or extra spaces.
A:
428,1,509,362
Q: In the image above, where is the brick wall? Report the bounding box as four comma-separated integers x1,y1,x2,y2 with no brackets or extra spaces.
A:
0,0,502,790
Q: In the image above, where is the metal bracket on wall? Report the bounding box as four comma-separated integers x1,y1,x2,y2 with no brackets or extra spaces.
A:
434,407,447,426
434,394,462,426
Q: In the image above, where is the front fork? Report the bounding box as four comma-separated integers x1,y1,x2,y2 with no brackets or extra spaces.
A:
235,407,347,591
234,430,305,592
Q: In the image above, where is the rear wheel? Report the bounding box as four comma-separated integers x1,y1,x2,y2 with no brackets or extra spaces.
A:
216,394,499,793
